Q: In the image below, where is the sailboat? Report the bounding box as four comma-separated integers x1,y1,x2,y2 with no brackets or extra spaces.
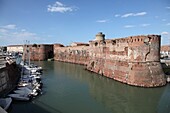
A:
8,41,43,101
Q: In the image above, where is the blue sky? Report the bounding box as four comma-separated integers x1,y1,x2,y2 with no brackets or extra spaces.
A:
0,0,170,46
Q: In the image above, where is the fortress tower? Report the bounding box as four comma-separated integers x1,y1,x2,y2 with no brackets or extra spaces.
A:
95,32,105,41
87,33,166,87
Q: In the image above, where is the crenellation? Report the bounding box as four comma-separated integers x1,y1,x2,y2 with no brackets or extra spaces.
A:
52,32,166,87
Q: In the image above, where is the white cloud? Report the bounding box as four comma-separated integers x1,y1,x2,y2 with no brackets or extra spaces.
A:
124,25,135,28
1,24,16,29
96,19,109,23
0,29,8,33
114,14,120,17
0,24,46,46
21,29,26,32
166,7,170,9
13,31,36,37
47,1,75,13
166,23,170,26
134,12,147,16
161,31,169,35
121,12,147,18
55,1,64,7
141,24,150,27
121,13,134,18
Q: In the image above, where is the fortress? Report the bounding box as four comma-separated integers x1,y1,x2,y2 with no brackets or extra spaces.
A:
6,32,166,87
23,44,53,61
54,32,166,87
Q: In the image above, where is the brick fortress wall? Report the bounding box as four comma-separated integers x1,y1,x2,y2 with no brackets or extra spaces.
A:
54,33,166,87
23,44,53,61
54,44,89,65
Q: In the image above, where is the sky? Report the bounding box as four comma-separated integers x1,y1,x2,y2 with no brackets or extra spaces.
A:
0,0,170,46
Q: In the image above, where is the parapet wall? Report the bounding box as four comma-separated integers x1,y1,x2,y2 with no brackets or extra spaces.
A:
0,62,20,96
54,45,89,65
23,44,53,61
54,34,166,87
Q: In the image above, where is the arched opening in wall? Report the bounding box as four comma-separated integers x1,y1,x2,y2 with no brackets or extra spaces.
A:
48,50,54,59
90,61,95,67
152,37,154,41
130,37,133,43
95,42,98,46
101,41,106,45
112,40,116,45
32,44,37,48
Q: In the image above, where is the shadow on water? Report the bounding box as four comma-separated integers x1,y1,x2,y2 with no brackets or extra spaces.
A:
9,101,62,113
157,84,170,113
16,61,170,113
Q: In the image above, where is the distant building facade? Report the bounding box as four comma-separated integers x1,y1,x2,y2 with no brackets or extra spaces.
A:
160,45,170,58
7,45,23,53
70,42,89,47
23,44,53,61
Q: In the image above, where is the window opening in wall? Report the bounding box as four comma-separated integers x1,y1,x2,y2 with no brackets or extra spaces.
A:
95,42,98,46
112,40,116,45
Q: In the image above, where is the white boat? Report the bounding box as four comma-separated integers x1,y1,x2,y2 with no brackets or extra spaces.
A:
22,74,41,80
18,81,30,87
14,87,38,97
8,94,30,101
0,97,12,110
0,106,7,113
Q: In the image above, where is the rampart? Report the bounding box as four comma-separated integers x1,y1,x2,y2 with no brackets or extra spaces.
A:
54,33,166,87
0,62,20,96
23,44,53,61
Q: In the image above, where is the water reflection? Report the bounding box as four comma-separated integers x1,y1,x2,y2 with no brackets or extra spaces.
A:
12,61,170,113
51,61,166,113
157,84,170,113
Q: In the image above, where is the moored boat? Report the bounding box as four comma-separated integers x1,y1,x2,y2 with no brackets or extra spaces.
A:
0,97,12,110
8,93,31,101
14,87,38,97
0,106,7,113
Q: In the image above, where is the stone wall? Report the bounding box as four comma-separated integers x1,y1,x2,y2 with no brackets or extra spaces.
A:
54,45,89,65
23,44,53,61
0,62,20,96
54,34,166,87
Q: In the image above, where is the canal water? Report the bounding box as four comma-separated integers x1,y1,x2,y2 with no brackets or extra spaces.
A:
9,61,170,113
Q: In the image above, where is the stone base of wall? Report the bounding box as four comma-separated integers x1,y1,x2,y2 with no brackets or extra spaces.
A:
0,63,20,96
86,60,166,87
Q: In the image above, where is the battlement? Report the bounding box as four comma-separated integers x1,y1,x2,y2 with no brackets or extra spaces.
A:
53,32,166,87
90,34,161,47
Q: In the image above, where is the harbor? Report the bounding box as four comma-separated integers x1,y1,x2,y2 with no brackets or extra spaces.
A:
1,33,170,113
8,61,170,113
0,50,43,112
0,1,170,112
